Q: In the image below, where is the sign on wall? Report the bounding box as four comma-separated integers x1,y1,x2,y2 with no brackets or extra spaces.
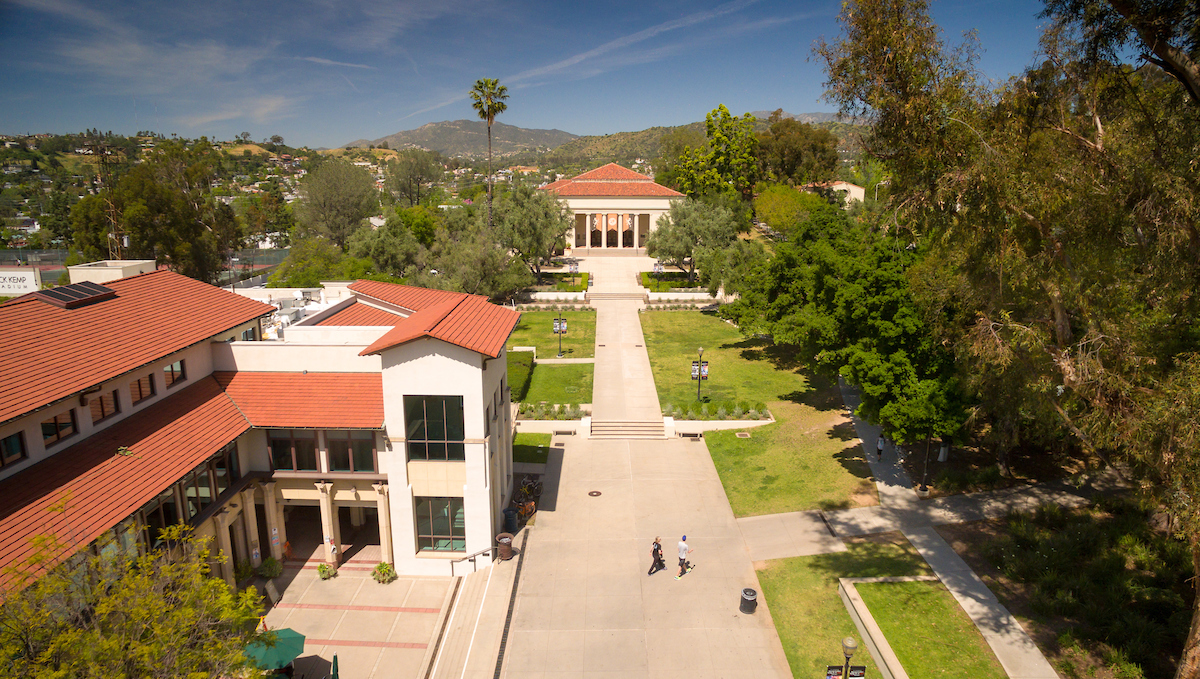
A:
0,268,41,296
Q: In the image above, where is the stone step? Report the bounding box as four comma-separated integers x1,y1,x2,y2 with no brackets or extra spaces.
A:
589,419,666,439
585,291,647,302
427,567,490,679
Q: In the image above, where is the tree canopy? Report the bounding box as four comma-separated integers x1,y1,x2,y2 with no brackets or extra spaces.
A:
645,198,739,283
755,109,840,185
294,160,377,248
495,184,573,281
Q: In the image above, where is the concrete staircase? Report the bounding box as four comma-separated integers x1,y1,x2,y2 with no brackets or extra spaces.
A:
589,419,666,439
585,291,647,303
426,556,518,679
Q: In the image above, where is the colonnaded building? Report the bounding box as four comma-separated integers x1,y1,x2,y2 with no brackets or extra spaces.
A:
0,261,520,586
541,163,683,253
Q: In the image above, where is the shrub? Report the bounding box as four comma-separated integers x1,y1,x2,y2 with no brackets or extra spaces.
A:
747,409,759,420
507,352,534,402
372,561,397,584
716,407,728,419
317,563,338,580
662,402,674,416
234,558,254,583
732,405,744,418
257,556,283,579
699,404,710,419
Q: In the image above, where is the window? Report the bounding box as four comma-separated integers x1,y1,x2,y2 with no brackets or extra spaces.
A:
181,461,214,519
89,389,120,424
130,373,156,405
162,360,186,388
240,326,257,341
41,410,76,447
327,430,376,472
485,405,491,436
404,396,465,461
269,429,318,471
212,441,240,495
414,497,465,551
141,486,179,547
1,432,26,468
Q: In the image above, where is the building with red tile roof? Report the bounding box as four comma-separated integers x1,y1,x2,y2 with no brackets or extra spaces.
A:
539,163,683,253
0,268,521,588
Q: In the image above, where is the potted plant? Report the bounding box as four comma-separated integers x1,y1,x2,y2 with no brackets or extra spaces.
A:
317,563,338,580
372,561,397,584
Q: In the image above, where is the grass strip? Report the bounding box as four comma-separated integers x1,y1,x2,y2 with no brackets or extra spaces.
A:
507,310,597,358
758,534,932,679
522,363,593,405
855,580,1006,679
513,432,552,464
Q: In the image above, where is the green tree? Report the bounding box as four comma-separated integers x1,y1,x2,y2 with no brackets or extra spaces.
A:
240,181,295,247
645,199,739,282
755,109,839,185
469,78,509,231
386,149,443,207
268,238,382,287
672,106,759,201
348,211,428,278
0,524,264,678
295,160,377,248
409,213,530,301
752,184,828,238
495,184,573,282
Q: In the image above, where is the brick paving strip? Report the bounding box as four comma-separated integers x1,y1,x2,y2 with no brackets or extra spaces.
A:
306,639,427,649
273,602,441,614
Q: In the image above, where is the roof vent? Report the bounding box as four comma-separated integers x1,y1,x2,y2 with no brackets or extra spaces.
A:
31,281,117,309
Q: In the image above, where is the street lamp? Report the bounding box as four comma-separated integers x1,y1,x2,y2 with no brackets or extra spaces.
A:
697,347,704,402
842,636,858,677
874,179,890,202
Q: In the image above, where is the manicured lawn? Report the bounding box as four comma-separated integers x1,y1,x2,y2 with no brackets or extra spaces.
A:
533,272,589,292
513,432,551,464
523,363,593,405
758,534,932,679
856,581,1006,679
640,271,703,292
642,310,876,515
507,310,596,358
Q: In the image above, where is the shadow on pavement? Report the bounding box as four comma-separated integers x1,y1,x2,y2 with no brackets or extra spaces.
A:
536,443,565,512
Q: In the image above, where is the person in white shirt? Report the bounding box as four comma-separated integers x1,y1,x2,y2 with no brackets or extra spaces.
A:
676,535,693,579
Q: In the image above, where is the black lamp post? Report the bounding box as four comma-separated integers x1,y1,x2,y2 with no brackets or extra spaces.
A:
556,311,565,358
697,347,704,402
842,637,858,678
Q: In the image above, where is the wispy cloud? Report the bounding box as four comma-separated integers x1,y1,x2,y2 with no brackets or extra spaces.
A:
507,0,760,84
299,56,374,69
177,94,298,128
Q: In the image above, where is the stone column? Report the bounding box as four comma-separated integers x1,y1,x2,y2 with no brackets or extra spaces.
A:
241,486,262,567
231,513,248,565
372,482,393,565
214,510,235,587
602,213,608,248
316,481,339,564
262,481,284,561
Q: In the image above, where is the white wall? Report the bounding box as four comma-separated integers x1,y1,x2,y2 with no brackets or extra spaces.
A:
211,341,382,372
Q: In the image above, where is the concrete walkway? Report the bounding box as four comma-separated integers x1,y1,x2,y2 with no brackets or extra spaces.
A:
587,256,662,423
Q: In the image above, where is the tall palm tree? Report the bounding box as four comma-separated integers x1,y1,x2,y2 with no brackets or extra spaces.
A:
469,78,509,230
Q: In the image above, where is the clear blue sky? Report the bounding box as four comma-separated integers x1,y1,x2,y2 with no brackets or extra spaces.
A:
0,0,1049,149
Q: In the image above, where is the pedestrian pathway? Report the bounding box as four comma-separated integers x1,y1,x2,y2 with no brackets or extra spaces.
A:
587,255,662,424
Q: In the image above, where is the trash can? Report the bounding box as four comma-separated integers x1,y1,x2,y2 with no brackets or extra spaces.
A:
503,507,518,534
739,587,757,614
496,533,514,561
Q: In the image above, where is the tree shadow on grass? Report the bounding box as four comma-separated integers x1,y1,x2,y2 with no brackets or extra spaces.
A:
797,533,932,581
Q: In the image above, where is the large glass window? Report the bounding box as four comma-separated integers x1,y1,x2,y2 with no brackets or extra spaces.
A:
1,431,26,468
269,429,318,471
141,486,180,547
41,410,76,447
414,497,465,552
130,373,156,405
163,360,186,388
404,396,465,461
327,430,376,472
212,441,239,496
181,461,214,519
90,389,120,424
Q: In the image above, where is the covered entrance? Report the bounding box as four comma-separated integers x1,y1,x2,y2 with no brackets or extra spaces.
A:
276,503,383,565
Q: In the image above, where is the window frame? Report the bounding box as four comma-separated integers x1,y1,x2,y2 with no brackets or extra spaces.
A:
404,395,466,461
1,431,26,468
414,496,466,552
326,429,377,473
89,389,121,425
162,360,187,389
268,429,319,472
41,409,77,448
130,373,156,405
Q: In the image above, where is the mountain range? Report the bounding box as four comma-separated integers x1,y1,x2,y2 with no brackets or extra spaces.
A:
343,111,862,161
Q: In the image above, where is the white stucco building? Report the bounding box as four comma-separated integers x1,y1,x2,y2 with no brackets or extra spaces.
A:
541,163,683,253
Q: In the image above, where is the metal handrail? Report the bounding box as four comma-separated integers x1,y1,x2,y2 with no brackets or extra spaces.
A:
449,546,495,575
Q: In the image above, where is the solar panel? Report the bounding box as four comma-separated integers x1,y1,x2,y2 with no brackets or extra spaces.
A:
32,281,117,309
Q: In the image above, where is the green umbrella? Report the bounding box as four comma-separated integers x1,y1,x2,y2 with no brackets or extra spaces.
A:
332,653,339,679
246,628,306,670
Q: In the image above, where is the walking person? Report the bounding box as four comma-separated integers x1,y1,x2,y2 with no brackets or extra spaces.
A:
876,435,884,462
648,536,665,575
675,535,693,580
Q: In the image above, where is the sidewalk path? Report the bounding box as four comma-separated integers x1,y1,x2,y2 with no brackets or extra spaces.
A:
587,256,662,423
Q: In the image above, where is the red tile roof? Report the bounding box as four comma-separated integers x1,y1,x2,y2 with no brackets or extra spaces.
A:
540,162,683,198
213,372,384,428
0,270,275,426
314,300,403,326
0,377,250,584
349,281,520,358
